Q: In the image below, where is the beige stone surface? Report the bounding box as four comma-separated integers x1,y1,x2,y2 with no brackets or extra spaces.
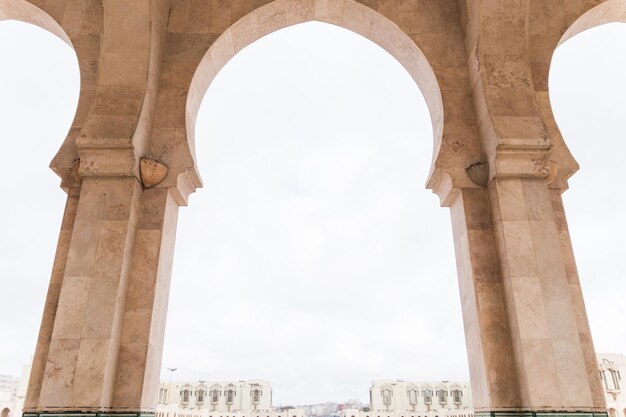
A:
0,0,619,414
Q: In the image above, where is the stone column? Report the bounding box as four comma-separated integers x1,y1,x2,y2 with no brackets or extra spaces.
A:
550,190,606,410
486,174,606,415
29,175,143,413
448,187,521,412
23,157,180,417
111,187,180,412
25,187,81,413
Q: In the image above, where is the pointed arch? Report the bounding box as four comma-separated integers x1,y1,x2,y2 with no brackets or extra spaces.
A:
183,0,444,199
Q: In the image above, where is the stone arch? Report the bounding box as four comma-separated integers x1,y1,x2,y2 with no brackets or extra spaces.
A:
528,0,626,186
182,0,448,201
0,0,70,44
0,0,103,185
558,0,626,47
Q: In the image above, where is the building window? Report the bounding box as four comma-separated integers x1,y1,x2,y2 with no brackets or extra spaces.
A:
452,388,462,404
408,387,418,405
181,389,190,404
210,386,220,403
610,369,621,390
196,389,205,404
422,388,433,404
252,388,261,404
437,389,447,404
226,388,235,404
382,388,392,405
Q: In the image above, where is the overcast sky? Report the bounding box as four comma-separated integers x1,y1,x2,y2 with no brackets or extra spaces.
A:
0,18,624,407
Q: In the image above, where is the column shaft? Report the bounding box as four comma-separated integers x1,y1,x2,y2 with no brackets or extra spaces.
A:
550,190,605,409
488,177,597,411
112,188,179,411
25,188,81,412
449,188,520,412
36,177,143,411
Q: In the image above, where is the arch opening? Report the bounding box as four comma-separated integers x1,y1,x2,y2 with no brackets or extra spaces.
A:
0,16,80,375
549,13,626,352
165,13,464,406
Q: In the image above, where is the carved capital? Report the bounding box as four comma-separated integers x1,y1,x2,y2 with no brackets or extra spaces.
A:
490,147,552,182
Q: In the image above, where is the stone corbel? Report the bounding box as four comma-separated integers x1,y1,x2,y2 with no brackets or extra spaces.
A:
140,158,169,188
465,161,489,187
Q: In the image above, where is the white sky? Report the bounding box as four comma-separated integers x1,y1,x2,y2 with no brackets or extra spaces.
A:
0,18,624,407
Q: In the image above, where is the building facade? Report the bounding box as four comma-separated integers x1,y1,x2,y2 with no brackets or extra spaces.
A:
155,380,303,417
0,364,31,417
342,380,472,417
598,354,626,417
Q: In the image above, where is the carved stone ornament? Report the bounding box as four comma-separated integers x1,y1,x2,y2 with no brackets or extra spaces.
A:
465,161,489,187
140,158,168,188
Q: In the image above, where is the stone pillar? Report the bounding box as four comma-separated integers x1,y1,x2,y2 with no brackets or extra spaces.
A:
26,175,143,413
484,175,606,416
550,190,606,410
111,187,179,411
23,160,180,417
25,187,81,412
449,187,521,413
37,177,141,411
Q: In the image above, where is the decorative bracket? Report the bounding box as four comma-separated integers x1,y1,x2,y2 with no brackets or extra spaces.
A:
140,158,169,188
465,161,489,187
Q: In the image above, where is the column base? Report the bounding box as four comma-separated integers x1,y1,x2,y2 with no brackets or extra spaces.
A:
24,413,155,417
476,412,608,417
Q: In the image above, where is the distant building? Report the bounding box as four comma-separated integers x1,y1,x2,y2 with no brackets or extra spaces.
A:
156,379,304,417
0,363,32,417
302,402,340,417
598,353,626,417
342,380,472,417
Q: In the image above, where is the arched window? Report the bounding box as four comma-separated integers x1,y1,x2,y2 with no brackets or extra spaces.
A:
450,385,462,405
381,384,393,405
196,389,205,404
608,409,617,417
181,388,191,404
436,386,447,404
422,385,433,405
407,384,418,405
225,384,236,404
251,384,262,404
210,384,221,403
